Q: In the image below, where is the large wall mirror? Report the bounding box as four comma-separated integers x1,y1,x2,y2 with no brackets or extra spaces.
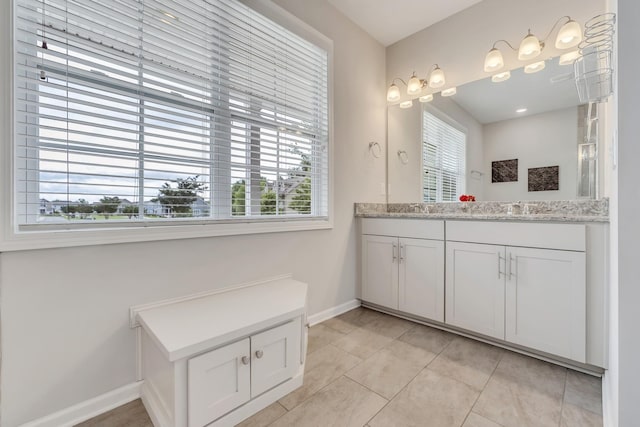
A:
387,57,603,203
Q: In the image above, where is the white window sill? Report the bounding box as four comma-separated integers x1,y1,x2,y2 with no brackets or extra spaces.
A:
0,218,332,252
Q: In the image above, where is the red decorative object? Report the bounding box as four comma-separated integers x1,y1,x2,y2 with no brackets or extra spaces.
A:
459,194,476,202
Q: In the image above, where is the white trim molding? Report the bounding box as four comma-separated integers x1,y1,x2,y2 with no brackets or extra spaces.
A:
307,299,361,326
19,382,141,427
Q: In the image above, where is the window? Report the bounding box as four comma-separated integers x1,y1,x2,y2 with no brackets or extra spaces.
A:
14,0,329,230
422,108,466,202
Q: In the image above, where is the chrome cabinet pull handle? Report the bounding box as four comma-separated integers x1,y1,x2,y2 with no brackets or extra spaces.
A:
255,350,264,359
392,243,397,263
241,356,250,365
498,252,505,278
508,253,515,280
399,244,405,263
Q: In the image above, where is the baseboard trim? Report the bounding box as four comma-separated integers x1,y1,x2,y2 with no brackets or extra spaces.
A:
307,299,361,326
20,382,142,427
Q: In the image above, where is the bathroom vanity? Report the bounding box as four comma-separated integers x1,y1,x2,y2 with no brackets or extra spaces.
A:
356,201,608,371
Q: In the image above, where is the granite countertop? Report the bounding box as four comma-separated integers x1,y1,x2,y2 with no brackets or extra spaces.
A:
354,199,609,223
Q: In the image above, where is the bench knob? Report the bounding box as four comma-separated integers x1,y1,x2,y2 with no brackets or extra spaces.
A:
255,350,264,359
241,356,250,365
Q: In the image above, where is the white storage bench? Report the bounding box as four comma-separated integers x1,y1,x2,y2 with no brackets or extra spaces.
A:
133,276,308,427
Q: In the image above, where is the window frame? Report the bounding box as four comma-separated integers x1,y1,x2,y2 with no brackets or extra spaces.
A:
421,104,467,203
0,0,334,251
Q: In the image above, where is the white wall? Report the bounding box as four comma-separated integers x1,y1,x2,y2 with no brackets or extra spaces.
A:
612,0,640,425
482,107,578,201
0,0,387,425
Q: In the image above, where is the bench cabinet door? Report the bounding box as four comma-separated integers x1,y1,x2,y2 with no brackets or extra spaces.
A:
188,338,250,427
251,320,300,397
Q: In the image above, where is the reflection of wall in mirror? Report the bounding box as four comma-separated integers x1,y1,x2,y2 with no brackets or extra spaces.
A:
387,98,483,203
483,107,578,201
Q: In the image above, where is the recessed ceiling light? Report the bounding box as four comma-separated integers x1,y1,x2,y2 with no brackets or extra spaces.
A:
516,108,527,113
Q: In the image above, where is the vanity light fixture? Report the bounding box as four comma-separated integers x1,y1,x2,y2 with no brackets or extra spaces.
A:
483,16,583,73
491,70,511,83
419,94,434,103
399,100,413,109
524,60,546,74
516,108,528,113
559,50,581,65
441,87,457,97
386,64,447,102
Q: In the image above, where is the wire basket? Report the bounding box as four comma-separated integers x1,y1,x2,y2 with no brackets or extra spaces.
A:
574,13,616,103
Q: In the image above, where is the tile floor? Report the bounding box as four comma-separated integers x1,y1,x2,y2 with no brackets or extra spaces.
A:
77,307,603,427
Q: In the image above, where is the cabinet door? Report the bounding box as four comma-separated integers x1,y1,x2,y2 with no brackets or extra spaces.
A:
446,242,505,339
505,247,586,362
188,338,250,427
362,235,399,309
399,238,445,321
251,320,300,397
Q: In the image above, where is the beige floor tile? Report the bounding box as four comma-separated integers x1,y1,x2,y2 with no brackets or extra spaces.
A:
368,369,479,427
322,307,368,334
359,311,415,339
428,336,503,391
492,352,567,399
279,344,362,410
561,402,603,427
332,327,395,359
473,353,566,427
564,370,603,415
397,323,454,355
270,376,387,427
235,402,287,427
462,412,504,427
74,399,152,427
307,323,346,354
346,340,435,399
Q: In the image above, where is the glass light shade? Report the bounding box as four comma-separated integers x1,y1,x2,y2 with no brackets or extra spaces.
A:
559,50,581,65
429,66,445,88
491,71,511,83
555,19,582,49
399,100,413,109
386,83,400,102
419,94,433,103
524,60,546,74
484,48,504,72
407,74,422,95
518,31,542,60
441,87,457,97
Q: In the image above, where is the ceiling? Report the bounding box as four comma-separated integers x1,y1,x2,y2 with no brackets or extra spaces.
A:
327,0,484,46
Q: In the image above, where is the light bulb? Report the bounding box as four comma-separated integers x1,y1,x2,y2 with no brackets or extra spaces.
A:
429,66,445,89
491,71,511,83
484,48,504,72
524,60,546,74
407,73,422,95
399,100,413,109
559,50,581,65
555,19,582,49
441,87,457,97
518,31,542,60
419,94,433,103
386,83,400,102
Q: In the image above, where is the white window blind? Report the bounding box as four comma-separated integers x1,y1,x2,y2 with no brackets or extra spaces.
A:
422,109,466,202
14,0,329,227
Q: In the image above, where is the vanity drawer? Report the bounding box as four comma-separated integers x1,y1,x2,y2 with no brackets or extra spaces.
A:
446,221,585,251
361,218,444,240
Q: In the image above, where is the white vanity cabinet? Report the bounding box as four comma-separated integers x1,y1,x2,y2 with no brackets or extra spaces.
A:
135,277,307,427
361,219,445,322
446,221,587,363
